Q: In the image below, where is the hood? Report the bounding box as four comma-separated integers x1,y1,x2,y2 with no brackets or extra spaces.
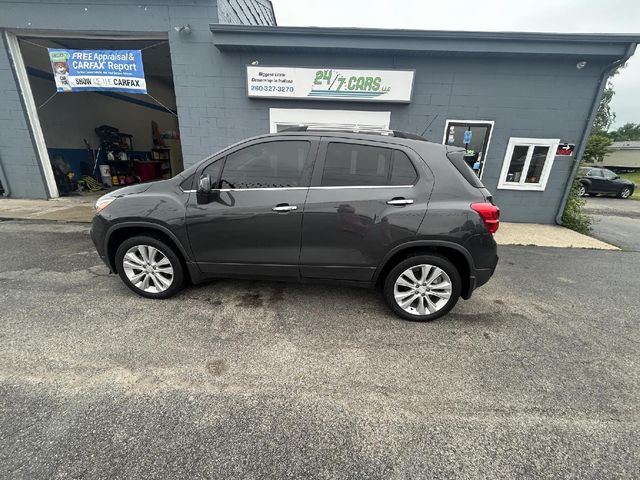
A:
110,183,153,198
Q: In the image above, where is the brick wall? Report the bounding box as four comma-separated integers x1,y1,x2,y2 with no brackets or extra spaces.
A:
182,50,603,223
0,35,48,198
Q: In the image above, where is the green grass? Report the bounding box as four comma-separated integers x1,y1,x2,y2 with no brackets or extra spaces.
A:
619,172,640,200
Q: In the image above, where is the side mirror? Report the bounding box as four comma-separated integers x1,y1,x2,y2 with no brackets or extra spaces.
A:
196,174,214,204
198,174,211,194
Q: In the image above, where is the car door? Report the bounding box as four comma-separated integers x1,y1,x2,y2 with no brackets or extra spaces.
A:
601,168,620,193
186,137,319,279
586,168,605,192
299,138,433,282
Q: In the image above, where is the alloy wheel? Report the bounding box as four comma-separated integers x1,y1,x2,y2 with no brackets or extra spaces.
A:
122,245,174,293
621,188,631,199
577,185,586,197
393,264,452,316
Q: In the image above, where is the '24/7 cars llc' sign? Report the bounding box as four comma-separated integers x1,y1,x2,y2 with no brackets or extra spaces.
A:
48,49,147,94
247,66,414,103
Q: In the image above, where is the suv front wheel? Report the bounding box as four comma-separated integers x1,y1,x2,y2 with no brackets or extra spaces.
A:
383,254,461,322
115,235,185,299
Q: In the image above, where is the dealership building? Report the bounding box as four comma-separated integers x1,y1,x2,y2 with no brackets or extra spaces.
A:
0,0,638,223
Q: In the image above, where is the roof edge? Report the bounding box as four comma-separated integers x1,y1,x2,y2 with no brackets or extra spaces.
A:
210,24,640,44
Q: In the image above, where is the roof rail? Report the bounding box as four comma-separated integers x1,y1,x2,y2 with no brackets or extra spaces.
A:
279,125,428,141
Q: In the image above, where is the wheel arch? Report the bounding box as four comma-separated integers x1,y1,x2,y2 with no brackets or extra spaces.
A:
373,241,475,299
105,222,191,275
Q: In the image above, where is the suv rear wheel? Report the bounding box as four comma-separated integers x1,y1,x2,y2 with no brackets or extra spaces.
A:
383,254,461,322
115,235,184,299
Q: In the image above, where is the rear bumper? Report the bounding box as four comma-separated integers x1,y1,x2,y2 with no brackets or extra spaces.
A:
464,254,498,299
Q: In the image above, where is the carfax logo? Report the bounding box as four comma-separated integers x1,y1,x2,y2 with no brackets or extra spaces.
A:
310,69,390,99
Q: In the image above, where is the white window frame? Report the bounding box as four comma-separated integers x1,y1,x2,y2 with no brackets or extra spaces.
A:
441,119,495,180
497,137,560,191
269,108,390,133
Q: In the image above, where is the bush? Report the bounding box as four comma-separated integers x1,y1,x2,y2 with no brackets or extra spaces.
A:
561,178,591,234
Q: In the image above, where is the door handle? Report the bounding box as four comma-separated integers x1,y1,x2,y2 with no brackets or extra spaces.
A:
386,198,414,206
272,204,297,212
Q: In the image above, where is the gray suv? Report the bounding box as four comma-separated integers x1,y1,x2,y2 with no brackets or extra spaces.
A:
91,129,499,322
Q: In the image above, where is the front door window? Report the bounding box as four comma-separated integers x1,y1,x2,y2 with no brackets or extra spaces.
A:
443,121,494,178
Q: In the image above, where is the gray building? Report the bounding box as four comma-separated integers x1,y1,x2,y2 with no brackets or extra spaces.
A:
585,140,640,170
0,0,638,223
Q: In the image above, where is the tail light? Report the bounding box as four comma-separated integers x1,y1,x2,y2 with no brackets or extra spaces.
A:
471,202,500,234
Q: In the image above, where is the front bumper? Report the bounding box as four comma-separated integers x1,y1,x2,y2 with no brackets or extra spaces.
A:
90,215,111,270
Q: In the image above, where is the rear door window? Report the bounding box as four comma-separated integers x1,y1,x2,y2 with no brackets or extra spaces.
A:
321,142,417,187
390,150,418,185
322,143,392,186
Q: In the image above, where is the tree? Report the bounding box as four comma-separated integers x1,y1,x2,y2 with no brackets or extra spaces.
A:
592,81,616,133
583,133,613,163
581,67,622,163
609,122,640,141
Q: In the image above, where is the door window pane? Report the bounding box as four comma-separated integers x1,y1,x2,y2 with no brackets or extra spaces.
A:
322,143,392,186
220,141,311,189
390,150,418,185
525,146,550,183
505,145,529,183
602,169,617,180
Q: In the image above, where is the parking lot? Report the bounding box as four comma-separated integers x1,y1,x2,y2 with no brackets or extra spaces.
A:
1,220,638,479
585,197,640,251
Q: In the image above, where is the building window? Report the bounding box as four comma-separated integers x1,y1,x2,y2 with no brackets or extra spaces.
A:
497,137,560,191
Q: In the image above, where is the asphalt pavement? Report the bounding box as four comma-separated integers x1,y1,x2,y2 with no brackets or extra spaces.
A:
0,220,638,479
584,196,640,251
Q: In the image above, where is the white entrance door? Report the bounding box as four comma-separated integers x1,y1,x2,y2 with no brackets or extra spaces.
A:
269,108,391,133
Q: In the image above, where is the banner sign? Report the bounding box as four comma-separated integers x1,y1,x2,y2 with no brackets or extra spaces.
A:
247,66,414,103
48,49,146,94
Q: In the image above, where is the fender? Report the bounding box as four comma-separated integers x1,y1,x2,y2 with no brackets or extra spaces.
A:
104,221,194,269
372,239,476,283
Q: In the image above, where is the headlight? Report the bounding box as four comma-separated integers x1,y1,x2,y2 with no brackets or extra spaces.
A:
95,195,115,214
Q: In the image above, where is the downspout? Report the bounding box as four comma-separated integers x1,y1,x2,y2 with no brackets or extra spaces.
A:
0,155,9,197
555,42,637,225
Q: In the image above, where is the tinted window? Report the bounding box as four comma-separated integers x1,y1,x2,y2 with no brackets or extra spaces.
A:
322,143,392,186
180,173,195,191
589,169,603,178
201,160,222,188
220,141,311,189
390,150,418,185
446,149,484,188
602,169,617,180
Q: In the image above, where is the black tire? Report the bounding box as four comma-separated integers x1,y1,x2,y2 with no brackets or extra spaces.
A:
617,187,632,199
383,254,461,322
115,235,185,299
577,184,587,197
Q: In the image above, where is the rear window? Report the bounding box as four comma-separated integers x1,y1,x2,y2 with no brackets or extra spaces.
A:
446,149,484,188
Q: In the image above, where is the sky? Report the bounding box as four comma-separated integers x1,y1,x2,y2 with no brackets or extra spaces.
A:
271,0,640,129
